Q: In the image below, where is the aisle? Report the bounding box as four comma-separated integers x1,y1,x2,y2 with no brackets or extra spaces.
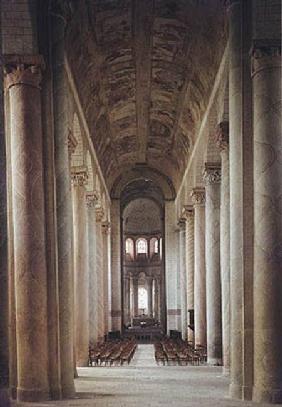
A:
130,344,156,367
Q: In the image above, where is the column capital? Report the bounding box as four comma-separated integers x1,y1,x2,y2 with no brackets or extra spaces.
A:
71,166,88,186
95,207,104,223
3,55,45,90
214,121,229,152
177,218,186,230
86,192,99,208
102,221,111,234
181,205,194,220
251,40,281,77
203,163,221,186
191,188,205,206
68,128,78,155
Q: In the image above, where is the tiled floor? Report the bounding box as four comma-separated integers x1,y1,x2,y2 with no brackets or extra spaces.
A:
14,345,280,407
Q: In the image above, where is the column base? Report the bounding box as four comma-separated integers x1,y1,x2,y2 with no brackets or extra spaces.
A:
0,388,10,407
17,387,50,402
253,386,282,404
76,360,89,368
207,357,222,366
222,366,230,376
242,385,252,400
61,385,75,399
229,383,242,399
49,386,62,400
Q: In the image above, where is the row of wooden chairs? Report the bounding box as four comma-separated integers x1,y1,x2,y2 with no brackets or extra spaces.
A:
89,339,137,366
154,338,207,366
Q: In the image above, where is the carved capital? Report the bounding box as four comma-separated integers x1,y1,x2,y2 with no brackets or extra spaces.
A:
191,188,205,206
251,40,281,77
177,218,186,230
3,55,45,90
203,163,221,185
182,205,194,220
86,193,98,208
71,166,88,186
214,121,229,152
102,221,111,234
95,207,104,223
68,128,78,155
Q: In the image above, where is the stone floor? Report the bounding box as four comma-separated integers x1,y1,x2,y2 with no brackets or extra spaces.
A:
14,345,280,407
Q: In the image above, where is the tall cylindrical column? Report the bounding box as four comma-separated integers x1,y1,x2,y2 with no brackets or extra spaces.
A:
102,222,110,335
191,188,206,347
228,0,254,399
203,165,222,366
215,122,230,374
0,54,9,405
52,13,75,398
123,276,130,325
110,200,122,330
252,42,282,404
5,58,49,402
183,207,194,344
86,194,98,346
133,278,139,317
147,278,153,317
72,169,89,367
95,208,104,340
178,219,187,340
154,278,159,321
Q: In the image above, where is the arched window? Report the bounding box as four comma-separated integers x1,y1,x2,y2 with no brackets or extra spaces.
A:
136,238,147,254
125,238,134,257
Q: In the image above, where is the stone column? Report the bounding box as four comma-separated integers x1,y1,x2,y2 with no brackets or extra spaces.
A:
183,206,194,344
72,168,89,367
5,57,49,402
123,276,130,325
228,0,254,399
154,278,159,321
133,278,139,317
147,278,153,317
178,218,187,340
191,188,206,348
110,200,122,330
0,53,9,406
95,208,104,340
102,221,110,335
203,164,222,365
86,193,98,346
215,122,230,374
52,12,75,398
252,42,282,404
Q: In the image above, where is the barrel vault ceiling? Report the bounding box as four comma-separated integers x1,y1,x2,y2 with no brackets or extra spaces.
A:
66,0,227,194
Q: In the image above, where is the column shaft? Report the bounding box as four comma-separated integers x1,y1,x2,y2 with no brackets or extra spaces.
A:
72,175,89,366
216,123,230,374
110,200,122,330
0,45,9,406
52,15,75,397
179,219,187,340
6,59,49,402
87,195,98,345
252,43,282,404
228,0,254,399
204,165,222,365
191,189,206,347
133,279,139,317
184,208,194,344
95,213,104,340
147,279,153,317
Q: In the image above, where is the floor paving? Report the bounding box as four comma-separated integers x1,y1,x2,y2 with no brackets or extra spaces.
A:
14,345,280,407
